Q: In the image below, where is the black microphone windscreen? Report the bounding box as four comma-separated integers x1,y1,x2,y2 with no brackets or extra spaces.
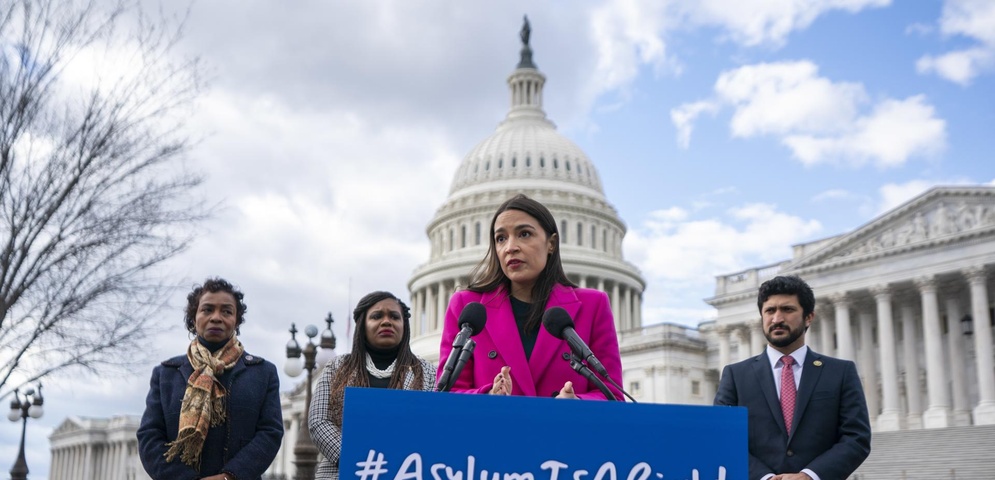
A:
542,306,574,339
458,302,487,336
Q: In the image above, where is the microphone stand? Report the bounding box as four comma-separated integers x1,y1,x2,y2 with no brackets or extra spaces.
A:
444,338,477,392
568,355,618,401
437,329,471,392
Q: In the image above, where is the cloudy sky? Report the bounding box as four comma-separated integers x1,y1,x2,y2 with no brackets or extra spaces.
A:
4,0,995,477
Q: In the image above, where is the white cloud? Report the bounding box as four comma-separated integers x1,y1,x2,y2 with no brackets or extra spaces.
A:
586,0,889,113
917,47,994,86
715,61,865,137
782,95,946,167
626,202,821,325
673,61,947,168
812,189,855,202
917,0,995,84
671,0,891,47
878,180,938,213
587,0,671,100
671,101,719,148
875,178,977,214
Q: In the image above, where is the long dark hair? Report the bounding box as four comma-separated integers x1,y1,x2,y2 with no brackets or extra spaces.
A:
328,291,425,426
468,194,576,332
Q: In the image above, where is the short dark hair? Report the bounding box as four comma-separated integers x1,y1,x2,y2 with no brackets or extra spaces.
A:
184,277,248,335
757,275,815,319
468,194,575,332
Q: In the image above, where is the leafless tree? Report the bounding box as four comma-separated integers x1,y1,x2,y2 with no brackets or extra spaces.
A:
0,0,205,398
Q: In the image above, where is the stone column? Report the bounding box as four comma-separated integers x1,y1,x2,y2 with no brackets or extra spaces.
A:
717,326,731,375
944,295,971,426
436,281,447,331
750,323,765,358
54,448,62,480
623,287,633,331
808,317,821,355
917,276,951,428
832,294,855,361
635,291,643,328
611,282,620,328
901,304,923,429
966,266,995,424
735,327,750,361
821,305,836,356
858,311,879,426
425,286,436,333
872,285,902,431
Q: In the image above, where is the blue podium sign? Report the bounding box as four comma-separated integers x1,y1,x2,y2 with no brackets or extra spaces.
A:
340,388,746,480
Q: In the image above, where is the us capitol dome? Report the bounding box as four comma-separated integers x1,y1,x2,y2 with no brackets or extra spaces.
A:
407,18,646,360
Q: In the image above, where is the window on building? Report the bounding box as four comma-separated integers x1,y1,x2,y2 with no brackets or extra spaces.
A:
591,225,597,249
475,222,481,245
630,381,641,396
449,229,454,252
561,220,567,243
577,223,583,246
602,230,608,252
461,225,466,248
691,380,701,396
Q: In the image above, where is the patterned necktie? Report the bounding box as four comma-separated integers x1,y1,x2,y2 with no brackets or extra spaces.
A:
780,355,797,435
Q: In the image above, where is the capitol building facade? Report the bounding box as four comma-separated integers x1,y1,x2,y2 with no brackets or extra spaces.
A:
48,23,995,480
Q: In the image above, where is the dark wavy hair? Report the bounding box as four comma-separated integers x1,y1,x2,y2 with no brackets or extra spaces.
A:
757,275,816,319
328,291,425,426
184,277,248,335
467,194,576,332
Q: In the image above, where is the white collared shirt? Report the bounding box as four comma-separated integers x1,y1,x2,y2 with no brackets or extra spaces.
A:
766,344,807,396
761,344,821,480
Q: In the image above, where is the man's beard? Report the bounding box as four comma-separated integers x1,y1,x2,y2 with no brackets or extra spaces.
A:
765,324,805,348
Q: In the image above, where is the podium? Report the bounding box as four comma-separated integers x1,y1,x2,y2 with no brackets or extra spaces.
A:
340,388,747,480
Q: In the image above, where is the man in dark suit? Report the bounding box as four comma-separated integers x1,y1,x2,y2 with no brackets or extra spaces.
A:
715,275,871,480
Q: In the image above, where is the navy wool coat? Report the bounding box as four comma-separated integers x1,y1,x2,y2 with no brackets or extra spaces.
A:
137,352,284,480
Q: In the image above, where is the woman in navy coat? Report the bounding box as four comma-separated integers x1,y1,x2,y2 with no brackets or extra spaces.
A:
137,278,283,480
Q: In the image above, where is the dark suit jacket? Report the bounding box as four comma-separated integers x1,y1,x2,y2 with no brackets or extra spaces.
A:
714,348,871,480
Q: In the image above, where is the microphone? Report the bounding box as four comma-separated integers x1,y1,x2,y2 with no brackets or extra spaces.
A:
542,307,609,379
446,338,477,392
436,302,487,392
543,307,635,402
567,355,616,401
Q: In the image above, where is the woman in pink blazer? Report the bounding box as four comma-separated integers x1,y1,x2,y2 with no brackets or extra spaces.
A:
439,194,623,399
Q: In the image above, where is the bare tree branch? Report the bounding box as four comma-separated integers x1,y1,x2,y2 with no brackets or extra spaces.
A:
0,0,205,398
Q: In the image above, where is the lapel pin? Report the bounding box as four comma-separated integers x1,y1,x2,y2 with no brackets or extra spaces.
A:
813,360,823,367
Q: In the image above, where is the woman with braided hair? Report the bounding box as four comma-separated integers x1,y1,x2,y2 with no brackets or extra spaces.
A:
138,278,283,480
308,291,436,480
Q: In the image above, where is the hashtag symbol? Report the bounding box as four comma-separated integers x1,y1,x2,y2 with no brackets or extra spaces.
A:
354,449,389,480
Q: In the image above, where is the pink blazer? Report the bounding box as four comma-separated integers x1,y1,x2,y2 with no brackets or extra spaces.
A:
439,284,623,400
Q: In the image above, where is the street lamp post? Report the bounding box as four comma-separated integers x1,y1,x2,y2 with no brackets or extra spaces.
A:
7,383,44,480
285,315,336,480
